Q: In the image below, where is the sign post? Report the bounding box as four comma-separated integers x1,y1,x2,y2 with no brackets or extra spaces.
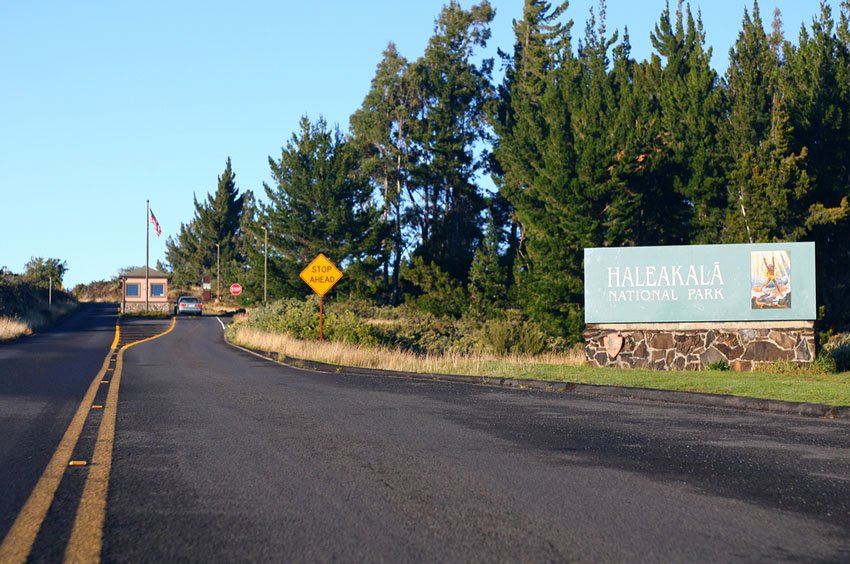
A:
299,254,343,342
202,275,212,302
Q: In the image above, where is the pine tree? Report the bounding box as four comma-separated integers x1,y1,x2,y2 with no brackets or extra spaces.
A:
727,94,811,241
260,116,383,298
165,158,246,289
492,0,587,338
722,2,810,243
542,2,619,336
350,43,418,304
467,208,509,317
647,1,726,243
492,0,571,204
783,1,850,325
165,220,203,287
605,45,688,247
784,1,850,204
407,0,495,281
198,158,245,284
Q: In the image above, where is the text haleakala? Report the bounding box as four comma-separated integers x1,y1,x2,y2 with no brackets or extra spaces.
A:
607,263,725,302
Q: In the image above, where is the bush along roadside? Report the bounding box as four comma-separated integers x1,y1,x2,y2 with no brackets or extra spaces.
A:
237,297,576,357
0,273,79,341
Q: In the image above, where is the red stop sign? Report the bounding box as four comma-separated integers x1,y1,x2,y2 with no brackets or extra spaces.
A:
230,283,243,296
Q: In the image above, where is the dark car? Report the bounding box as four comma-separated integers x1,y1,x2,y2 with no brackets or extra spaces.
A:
175,296,203,316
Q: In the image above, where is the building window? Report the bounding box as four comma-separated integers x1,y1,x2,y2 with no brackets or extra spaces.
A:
150,283,165,298
126,283,140,297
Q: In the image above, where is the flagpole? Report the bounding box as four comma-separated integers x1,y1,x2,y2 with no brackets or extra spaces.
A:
146,199,150,312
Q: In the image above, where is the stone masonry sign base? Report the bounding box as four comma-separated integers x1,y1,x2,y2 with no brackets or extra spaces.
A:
584,321,815,371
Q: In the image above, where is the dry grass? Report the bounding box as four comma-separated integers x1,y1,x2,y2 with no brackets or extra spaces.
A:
203,302,243,315
0,317,33,340
228,325,586,376
0,302,79,342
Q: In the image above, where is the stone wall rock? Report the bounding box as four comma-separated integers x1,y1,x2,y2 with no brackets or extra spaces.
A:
584,323,815,371
123,302,172,314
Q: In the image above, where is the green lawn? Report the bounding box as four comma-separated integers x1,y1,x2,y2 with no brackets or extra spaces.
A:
472,361,850,407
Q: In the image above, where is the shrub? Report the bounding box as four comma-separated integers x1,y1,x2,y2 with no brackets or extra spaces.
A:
0,271,74,318
822,333,850,373
325,310,379,346
380,312,460,354
246,297,320,340
478,318,512,355
241,297,564,358
0,270,78,340
72,279,121,302
401,257,467,319
472,310,548,356
244,297,380,346
516,322,548,356
756,359,835,375
706,360,731,371
813,353,838,374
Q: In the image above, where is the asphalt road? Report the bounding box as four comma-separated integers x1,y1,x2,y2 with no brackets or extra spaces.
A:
0,303,117,540
3,311,850,562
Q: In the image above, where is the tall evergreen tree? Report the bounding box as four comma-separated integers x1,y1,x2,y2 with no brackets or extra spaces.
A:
728,94,811,241
492,0,571,203
492,0,586,337
407,0,495,280
722,2,810,243
547,2,620,336
165,220,203,287
165,158,246,290
784,1,850,205
783,1,850,325
647,1,726,243
259,116,383,298
350,43,418,304
605,37,689,247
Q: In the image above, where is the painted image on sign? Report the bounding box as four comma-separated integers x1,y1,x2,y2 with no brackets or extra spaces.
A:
751,250,791,309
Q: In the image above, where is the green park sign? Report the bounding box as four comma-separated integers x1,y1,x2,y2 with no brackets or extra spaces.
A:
584,242,816,323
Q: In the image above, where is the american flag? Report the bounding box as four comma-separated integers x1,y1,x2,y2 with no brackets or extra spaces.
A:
149,209,162,237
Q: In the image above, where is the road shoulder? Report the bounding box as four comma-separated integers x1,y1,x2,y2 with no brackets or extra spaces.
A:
224,338,850,420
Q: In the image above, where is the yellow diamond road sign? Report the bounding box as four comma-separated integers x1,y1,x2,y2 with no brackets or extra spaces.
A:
300,253,343,297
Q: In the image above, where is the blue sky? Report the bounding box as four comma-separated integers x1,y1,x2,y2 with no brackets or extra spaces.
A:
1,0,841,288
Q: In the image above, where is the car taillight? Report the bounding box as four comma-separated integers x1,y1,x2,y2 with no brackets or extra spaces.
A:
180,303,186,307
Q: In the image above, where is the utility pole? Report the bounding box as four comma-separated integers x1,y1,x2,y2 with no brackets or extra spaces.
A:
216,243,220,302
262,226,268,305
48,275,52,312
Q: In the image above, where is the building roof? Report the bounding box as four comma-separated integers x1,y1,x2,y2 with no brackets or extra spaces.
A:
121,267,170,279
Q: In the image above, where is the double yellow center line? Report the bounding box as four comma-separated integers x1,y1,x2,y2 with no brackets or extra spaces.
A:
0,316,176,563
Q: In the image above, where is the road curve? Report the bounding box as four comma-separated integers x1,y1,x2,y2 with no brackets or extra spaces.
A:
90,316,850,562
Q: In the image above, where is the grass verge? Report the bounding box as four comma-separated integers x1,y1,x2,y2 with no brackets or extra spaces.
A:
227,324,850,407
